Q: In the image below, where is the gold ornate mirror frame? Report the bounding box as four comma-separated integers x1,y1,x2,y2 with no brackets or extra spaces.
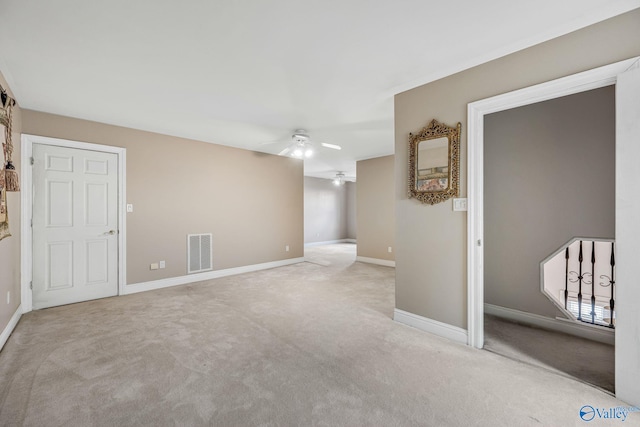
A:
408,119,461,205
0,105,10,240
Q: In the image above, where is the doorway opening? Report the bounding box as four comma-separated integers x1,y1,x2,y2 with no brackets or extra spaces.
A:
467,56,640,395
481,86,615,391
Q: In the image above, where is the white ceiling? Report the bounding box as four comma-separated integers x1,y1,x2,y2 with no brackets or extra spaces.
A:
1,1,638,180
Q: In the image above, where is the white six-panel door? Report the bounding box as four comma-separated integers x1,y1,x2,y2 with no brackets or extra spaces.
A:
32,144,118,309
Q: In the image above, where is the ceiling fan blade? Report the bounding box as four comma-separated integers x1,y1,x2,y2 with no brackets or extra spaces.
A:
320,142,342,150
278,146,292,156
260,140,286,147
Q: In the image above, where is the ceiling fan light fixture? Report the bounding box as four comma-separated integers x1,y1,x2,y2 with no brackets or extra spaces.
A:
292,130,310,141
279,129,339,159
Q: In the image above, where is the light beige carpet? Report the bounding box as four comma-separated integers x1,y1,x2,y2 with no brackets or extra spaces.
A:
0,244,636,426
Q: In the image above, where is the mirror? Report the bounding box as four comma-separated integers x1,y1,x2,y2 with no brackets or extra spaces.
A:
408,119,461,205
417,136,449,192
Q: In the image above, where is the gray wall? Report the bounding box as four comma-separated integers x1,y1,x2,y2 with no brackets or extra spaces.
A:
394,9,640,329
484,86,615,318
304,176,350,244
357,155,395,261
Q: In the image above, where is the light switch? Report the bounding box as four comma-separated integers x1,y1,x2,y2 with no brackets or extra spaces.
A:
453,198,468,212
126,204,134,213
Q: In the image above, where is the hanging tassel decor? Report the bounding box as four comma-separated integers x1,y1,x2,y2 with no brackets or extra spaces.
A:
4,162,18,192
1,89,19,192
0,165,5,191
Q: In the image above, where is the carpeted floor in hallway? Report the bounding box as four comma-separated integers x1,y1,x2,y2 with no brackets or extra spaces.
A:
484,314,615,393
0,244,636,426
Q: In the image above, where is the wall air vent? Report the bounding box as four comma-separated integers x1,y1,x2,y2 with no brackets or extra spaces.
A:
187,233,213,274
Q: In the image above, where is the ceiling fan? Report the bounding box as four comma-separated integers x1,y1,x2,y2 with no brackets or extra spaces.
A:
277,129,342,158
332,171,356,185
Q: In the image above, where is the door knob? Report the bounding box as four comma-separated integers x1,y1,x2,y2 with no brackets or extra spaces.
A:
104,230,117,235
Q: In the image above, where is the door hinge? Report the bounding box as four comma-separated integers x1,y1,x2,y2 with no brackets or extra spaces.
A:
30,157,34,165
30,219,33,227
477,239,482,247
30,281,33,290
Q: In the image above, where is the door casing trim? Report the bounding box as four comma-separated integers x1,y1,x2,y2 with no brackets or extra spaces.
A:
21,134,127,313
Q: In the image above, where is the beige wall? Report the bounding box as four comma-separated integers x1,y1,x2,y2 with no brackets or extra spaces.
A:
0,72,21,334
22,110,303,285
356,155,395,261
346,181,356,240
304,176,349,244
395,9,640,329
484,86,615,317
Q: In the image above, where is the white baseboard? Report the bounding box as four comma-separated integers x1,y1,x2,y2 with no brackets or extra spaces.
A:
0,304,22,352
485,303,614,345
123,257,305,295
394,308,468,345
304,239,356,247
356,256,395,267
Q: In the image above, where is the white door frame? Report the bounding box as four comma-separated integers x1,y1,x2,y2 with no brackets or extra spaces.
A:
466,56,639,349
21,134,127,313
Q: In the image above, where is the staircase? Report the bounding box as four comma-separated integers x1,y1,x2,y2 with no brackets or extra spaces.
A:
541,238,615,328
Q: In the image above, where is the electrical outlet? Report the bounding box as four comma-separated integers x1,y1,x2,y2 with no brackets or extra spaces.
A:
159,260,166,269
6,291,9,305
150,263,159,270
126,204,134,213
388,246,393,253
285,245,289,252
